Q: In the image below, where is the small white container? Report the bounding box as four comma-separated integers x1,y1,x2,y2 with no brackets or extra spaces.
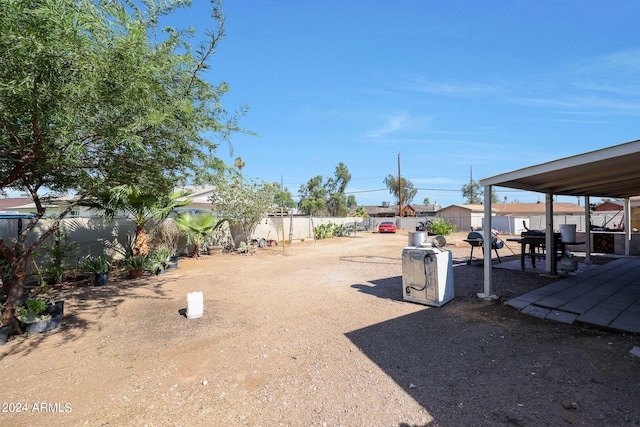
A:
560,224,576,242
186,291,203,319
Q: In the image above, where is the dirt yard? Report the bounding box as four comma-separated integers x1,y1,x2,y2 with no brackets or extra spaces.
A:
1,231,639,426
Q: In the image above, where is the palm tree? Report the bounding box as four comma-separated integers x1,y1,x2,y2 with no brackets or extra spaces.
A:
174,212,228,258
84,185,192,256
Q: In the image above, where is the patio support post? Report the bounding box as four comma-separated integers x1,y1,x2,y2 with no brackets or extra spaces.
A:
479,185,497,300
624,197,631,256
545,193,554,274
584,196,591,264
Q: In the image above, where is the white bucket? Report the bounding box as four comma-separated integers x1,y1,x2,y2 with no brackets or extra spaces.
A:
559,224,576,243
186,291,203,319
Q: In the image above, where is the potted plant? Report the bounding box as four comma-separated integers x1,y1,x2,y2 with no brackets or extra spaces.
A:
15,297,64,335
80,255,112,286
153,218,181,269
126,255,148,279
149,246,171,275
168,253,179,270
206,238,223,256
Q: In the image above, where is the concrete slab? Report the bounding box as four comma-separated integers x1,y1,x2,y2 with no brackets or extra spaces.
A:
505,258,640,333
521,305,551,319
576,311,617,327
609,303,640,333
545,310,578,324
504,298,530,310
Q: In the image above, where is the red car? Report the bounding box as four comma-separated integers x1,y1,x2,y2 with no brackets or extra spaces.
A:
377,221,397,233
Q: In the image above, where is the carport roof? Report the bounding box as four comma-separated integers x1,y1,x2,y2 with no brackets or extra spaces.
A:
479,139,640,199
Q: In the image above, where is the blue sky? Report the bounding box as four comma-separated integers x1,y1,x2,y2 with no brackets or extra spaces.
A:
172,0,640,207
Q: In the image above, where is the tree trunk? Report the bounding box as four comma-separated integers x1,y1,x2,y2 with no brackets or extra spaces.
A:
133,225,149,257
2,255,27,334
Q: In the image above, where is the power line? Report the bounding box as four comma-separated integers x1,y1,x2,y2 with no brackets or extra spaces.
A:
344,188,387,194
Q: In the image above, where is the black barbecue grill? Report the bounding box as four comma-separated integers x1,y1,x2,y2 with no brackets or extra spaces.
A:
464,231,503,265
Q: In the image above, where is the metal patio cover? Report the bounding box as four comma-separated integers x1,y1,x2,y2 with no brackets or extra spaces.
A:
476,139,640,300
479,139,640,199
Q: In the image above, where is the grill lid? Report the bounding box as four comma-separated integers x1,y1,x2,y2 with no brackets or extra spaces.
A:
467,231,498,243
467,231,483,240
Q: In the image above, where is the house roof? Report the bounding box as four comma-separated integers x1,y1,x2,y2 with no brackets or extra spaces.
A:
479,139,640,199
594,201,623,211
0,198,32,210
495,202,584,215
441,204,495,213
362,205,397,216
403,204,440,213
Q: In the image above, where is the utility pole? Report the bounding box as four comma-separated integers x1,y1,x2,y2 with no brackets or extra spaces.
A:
397,153,402,218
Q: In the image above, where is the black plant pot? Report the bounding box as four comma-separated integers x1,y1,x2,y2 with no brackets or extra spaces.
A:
167,255,179,270
0,325,10,344
21,301,64,335
95,272,109,286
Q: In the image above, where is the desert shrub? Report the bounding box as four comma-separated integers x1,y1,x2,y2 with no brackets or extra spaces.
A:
314,222,351,239
332,224,348,237
314,223,335,240
428,218,456,236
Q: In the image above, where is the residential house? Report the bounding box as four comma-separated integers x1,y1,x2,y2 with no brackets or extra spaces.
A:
401,203,441,217
362,202,397,218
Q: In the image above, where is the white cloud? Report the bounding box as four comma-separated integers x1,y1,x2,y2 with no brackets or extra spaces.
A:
402,76,499,97
366,112,430,139
510,95,640,115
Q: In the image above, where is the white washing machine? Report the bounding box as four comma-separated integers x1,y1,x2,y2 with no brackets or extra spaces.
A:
401,245,454,307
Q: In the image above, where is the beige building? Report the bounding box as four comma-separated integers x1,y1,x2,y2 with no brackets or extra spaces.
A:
438,204,496,232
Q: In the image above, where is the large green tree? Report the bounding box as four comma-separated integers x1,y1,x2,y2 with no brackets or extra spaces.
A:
0,0,243,329
273,183,296,209
461,180,482,204
383,175,417,207
298,175,327,216
298,162,352,216
461,180,499,204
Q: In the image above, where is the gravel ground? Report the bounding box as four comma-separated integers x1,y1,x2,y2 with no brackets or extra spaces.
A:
0,231,638,426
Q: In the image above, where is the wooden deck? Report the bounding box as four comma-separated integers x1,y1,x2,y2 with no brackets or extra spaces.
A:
505,258,640,333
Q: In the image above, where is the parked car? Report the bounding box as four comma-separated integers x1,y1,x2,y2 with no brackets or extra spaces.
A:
377,221,397,233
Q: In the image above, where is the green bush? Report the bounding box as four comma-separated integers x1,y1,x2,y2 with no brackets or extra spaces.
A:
428,218,456,236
